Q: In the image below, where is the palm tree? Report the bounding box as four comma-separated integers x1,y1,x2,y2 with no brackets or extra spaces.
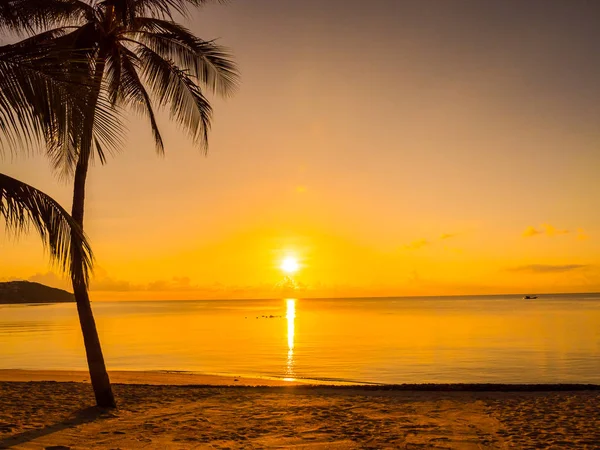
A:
0,40,94,289
0,33,124,406
3,0,238,407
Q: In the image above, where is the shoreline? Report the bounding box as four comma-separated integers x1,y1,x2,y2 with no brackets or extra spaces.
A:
1,369,599,391
0,369,303,387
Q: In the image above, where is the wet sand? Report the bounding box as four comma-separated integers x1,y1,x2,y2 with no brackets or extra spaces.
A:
0,370,303,387
0,371,598,449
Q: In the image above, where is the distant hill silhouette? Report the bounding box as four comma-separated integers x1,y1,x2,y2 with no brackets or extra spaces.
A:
0,281,74,304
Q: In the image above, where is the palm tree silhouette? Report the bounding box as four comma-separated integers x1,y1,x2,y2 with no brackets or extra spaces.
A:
2,0,238,407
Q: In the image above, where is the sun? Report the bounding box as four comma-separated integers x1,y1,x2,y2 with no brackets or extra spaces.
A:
280,257,299,274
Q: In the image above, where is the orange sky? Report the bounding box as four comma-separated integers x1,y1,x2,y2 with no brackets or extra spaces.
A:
2,0,600,299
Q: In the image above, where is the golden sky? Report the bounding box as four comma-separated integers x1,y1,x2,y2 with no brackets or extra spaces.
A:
2,0,600,299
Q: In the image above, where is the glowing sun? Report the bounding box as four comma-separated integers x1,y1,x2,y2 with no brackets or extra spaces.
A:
280,257,299,274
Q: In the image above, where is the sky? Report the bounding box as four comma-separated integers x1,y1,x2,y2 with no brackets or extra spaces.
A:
1,0,600,300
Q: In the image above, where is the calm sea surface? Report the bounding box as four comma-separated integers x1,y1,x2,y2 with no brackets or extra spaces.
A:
1,295,599,384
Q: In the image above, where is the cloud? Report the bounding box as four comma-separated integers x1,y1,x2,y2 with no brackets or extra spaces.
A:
18,269,275,295
3,270,134,293
93,273,200,293
542,224,569,236
147,277,194,291
26,272,71,290
92,277,134,292
90,267,135,292
92,275,200,293
523,224,569,237
440,233,458,240
577,228,589,241
404,239,429,250
522,226,542,237
403,232,460,250
508,264,588,274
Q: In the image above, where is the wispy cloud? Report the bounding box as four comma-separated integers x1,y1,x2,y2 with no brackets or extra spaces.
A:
20,270,191,293
87,267,137,292
543,224,569,236
508,264,588,274
147,277,194,291
523,224,569,237
440,233,458,240
403,231,461,250
522,226,542,237
404,239,429,250
577,228,589,241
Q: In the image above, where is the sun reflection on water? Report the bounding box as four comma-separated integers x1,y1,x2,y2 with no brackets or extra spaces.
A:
285,298,296,380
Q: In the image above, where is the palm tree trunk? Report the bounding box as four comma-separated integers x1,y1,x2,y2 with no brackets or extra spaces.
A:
71,159,115,408
70,55,116,408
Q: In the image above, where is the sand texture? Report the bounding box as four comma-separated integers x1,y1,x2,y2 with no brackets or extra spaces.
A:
1,378,599,449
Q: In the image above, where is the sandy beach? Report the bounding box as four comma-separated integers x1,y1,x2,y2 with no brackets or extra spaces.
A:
0,371,598,449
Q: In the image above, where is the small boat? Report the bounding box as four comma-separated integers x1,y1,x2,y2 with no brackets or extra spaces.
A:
523,295,537,300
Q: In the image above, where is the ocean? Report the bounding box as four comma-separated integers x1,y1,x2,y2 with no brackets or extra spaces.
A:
1,294,599,384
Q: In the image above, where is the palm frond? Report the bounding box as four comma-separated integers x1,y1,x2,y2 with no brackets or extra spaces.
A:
2,0,237,168
130,17,239,96
0,35,77,157
0,172,93,285
0,0,94,33
136,43,212,150
11,27,126,176
0,29,125,177
116,44,164,152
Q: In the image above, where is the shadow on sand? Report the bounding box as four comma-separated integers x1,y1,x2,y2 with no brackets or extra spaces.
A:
0,406,107,449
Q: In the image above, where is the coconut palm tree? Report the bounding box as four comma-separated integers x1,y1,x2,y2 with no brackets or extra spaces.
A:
2,0,238,407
